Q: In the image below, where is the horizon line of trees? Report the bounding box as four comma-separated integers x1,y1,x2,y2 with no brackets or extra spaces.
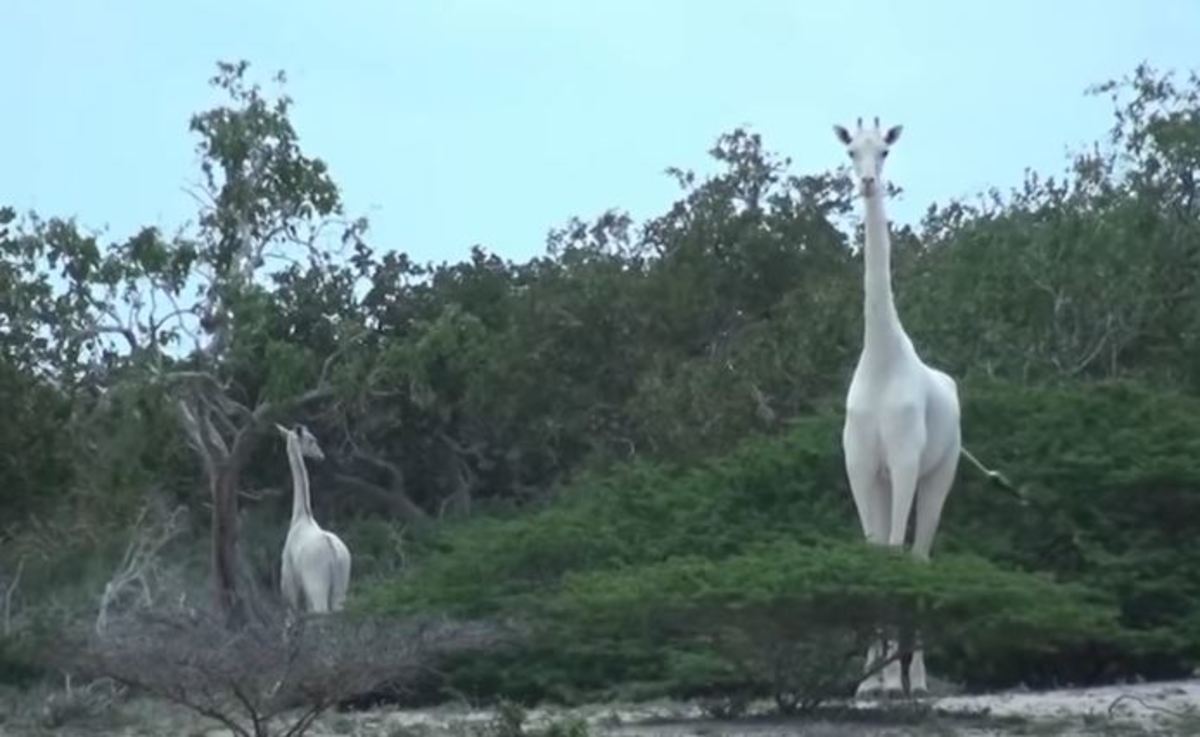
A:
0,60,1197,625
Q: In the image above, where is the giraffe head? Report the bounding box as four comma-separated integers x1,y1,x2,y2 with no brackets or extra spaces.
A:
833,117,902,197
276,422,325,460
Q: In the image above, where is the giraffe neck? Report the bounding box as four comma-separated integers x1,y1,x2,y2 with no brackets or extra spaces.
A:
861,189,905,357
287,437,313,525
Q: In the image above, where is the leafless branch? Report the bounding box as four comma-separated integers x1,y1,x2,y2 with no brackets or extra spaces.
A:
3,557,24,637
80,606,508,737
318,331,365,387
96,504,186,635
262,251,306,269
1067,315,1114,376
148,306,199,336
181,182,218,211
159,369,227,391
178,399,219,477
328,472,428,527
194,393,235,457
78,323,140,353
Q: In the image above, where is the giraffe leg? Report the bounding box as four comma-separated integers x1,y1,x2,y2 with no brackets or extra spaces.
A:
908,450,960,695
843,422,889,545
908,639,928,697
879,636,905,696
856,639,886,698
878,411,927,696
844,424,893,698
911,451,958,562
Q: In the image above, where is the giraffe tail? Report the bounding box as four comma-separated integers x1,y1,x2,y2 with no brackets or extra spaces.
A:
961,447,1027,503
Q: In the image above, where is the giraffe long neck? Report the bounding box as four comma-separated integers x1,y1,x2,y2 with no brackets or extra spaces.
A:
861,189,905,355
287,438,313,525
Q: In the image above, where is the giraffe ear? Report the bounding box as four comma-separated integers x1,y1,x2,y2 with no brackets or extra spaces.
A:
834,125,852,145
884,125,903,145
275,423,290,436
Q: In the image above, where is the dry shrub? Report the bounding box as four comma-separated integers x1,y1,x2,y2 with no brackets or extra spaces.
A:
76,604,503,737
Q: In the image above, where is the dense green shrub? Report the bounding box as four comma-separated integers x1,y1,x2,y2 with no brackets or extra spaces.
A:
553,541,1122,708
946,380,1200,675
361,410,853,619
361,380,1200,703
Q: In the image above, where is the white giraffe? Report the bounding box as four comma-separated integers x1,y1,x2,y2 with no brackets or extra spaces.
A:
836,118,961,697
277,423,351,614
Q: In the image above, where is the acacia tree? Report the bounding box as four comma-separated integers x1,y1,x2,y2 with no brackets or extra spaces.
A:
890,64,1200,389
4,61,372,622
164,61,372,621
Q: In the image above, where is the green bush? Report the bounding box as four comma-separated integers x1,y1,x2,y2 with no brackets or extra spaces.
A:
360,380,1200,703
362,410,852,616
554,542,1124,701
944,380,1200,679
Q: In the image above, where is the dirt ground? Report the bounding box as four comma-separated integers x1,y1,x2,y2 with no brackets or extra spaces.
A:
4,679,1200,736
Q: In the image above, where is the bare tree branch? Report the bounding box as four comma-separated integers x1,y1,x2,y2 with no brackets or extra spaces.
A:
328,472,429,527
3,557,24,637
96,504,186,635
78,323,140,353
178,399,220,478
80,606,508,737
318,331,365,387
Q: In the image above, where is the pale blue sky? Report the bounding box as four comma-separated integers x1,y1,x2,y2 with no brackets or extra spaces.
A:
3,1,1198,265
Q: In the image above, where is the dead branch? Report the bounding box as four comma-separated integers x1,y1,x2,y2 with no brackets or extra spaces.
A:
1108,692,1190,720
78,323,140,353
96,504,186,636
160,371,253,420
178,398,224,478
318,330,366,387
79,606,507,737
328,472,429,527
3,557,24,636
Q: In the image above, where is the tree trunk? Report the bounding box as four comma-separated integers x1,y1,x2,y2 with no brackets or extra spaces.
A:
212,466,244,625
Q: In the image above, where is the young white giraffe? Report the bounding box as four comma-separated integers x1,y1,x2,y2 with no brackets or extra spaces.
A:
836,118,961,697
278,423,352,614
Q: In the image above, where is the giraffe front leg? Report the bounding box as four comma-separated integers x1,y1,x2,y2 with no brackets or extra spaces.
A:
881,408,926,549
908,644,928,696
857,634,905,698
880,636,904,696
856,639,886,697
908,449,960,696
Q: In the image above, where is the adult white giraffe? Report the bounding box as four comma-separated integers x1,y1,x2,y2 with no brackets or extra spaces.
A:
278,423,352,614
836,117,960,697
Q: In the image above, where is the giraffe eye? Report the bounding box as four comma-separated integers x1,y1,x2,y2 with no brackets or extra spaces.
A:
881,150,889,158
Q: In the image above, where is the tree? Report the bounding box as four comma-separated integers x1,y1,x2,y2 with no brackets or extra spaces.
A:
4,61,372,622
901,64,1200,388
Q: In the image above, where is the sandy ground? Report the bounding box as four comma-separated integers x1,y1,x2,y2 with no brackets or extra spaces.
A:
4,679,1200,736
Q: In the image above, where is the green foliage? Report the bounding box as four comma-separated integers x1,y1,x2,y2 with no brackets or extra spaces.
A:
362,412,852,620
0,361,73,520
362,380,1200,702
940,381,1200,680
553,541,1119,710
903,64,1200,390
